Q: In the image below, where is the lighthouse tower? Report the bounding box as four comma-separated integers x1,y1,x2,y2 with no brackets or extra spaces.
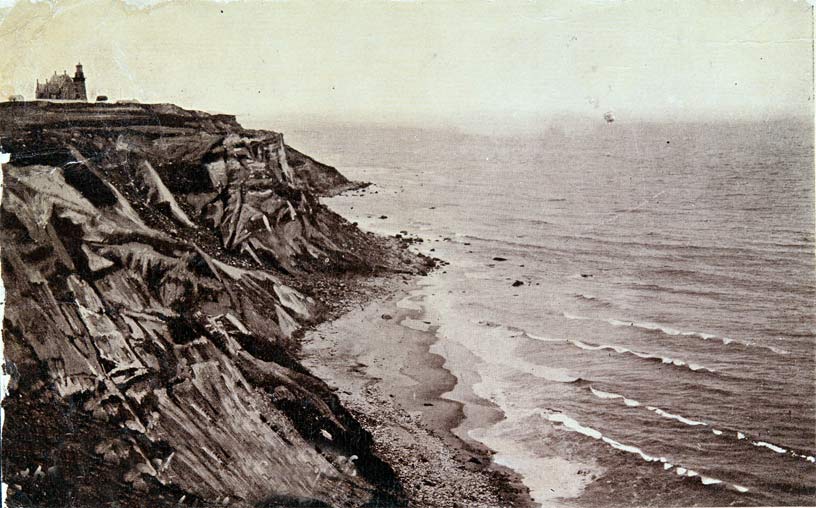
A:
72,63,87,101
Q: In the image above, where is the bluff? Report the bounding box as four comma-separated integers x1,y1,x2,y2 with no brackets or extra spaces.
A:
0,101,431,508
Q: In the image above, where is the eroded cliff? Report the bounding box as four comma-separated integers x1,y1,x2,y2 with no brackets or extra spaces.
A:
0,101,430,508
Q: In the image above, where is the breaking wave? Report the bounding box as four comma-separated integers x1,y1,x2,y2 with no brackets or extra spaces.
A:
562,312,789,355
587,386,816,465
568,339,715,374
539,409,747,494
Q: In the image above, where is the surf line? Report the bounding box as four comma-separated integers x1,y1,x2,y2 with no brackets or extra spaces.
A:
569,339,715,374
588,386,816,465
539,409,749,494
562,311,789,355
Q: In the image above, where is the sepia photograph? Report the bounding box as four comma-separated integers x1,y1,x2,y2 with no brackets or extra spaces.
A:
0,1,813,507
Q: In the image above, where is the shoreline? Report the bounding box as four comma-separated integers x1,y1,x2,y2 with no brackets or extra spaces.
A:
300,272,536,508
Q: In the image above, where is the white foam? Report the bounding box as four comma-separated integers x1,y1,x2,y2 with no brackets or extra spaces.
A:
787,451,815,464
752,441,786,454
545,412,603,440
646,406,706,426
563,312,789,354
733,484,749,493
711,430,814,465
608,318,633,328
589,387,713,427
673,468,704,480
524,332,563,343
571,339,601,351
438,319,582,387
661,357,686,367
569,340,715,373
602,436,658,462
607,318,702,341
589,386,643,408
589,383,815,467
589,387,621,400
541,410,733,491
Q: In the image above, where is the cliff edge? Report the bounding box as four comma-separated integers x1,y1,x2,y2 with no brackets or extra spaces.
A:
0,101,431,508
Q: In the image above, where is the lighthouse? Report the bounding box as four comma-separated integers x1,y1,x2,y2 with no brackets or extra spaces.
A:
34,62,88,101
73,63,87,101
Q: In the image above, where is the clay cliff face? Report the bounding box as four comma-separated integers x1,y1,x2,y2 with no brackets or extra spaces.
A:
0,102,427,508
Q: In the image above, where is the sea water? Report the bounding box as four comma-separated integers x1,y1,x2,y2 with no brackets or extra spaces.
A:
285,119,815,507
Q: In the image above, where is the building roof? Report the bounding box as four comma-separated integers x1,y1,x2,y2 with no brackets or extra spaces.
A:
36,73,75,97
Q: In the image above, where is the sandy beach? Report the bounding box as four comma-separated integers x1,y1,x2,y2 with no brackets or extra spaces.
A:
300,274,535,508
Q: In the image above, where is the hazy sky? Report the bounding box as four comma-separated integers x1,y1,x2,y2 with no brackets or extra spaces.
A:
0,0,812,131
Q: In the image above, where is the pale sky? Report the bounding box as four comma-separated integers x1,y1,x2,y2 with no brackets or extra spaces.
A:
0,0,813,130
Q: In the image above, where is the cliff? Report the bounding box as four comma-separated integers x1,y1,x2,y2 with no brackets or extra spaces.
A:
0,101,431,508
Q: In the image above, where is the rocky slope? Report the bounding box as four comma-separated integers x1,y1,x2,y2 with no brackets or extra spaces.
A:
0,101,432,508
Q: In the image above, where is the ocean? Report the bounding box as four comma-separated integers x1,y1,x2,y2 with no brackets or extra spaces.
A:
284,118,815,507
